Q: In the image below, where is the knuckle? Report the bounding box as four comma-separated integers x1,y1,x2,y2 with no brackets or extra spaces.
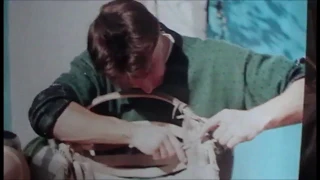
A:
243,135,250,141
238,134,247,140
246,134,254,141
227,143,233,149
219,140,225,145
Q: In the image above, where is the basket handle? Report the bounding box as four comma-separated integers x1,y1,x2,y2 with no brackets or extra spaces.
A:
87,90,203,121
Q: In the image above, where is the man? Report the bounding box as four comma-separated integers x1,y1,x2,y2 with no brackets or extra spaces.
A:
26,0,305,179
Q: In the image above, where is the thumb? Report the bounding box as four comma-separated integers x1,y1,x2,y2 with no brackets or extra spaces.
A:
200,116,221,138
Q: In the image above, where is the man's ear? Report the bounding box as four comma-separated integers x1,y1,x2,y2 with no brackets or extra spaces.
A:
159,22,183,47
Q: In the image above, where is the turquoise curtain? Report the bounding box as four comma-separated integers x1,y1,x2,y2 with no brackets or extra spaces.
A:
207,0,307,179
4,0,12,131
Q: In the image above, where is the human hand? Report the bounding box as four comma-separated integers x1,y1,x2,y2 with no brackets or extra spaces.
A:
200,109,271,149
129,124,187,163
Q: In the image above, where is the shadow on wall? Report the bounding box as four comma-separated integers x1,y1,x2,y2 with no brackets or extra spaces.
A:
207,0,307,60
207,0,307,180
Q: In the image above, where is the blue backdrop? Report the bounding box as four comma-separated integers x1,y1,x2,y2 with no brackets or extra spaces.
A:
207,0,307,179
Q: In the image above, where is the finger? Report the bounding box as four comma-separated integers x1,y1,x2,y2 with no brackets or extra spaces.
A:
81,144,94,150
212,125,227,141
200,116,221,138
168,134,186,163
159,144,168,159
163,137,175,157
152,149,161,160
218,130,233,146
226,137,242,149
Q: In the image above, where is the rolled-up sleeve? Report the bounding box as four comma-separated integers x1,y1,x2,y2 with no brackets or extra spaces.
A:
28,52,106,138
243,51,305,109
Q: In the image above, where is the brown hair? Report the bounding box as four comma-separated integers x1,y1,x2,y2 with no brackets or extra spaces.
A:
87,0,160,81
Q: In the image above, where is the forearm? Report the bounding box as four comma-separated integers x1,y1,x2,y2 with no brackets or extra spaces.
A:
250,78,305,130
53,102,136,145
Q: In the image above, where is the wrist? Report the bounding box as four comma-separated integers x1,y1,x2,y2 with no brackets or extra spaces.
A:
126,123,143,147
249,94,288,131
95,116,139,145
249,107,275,131
122,121,139,145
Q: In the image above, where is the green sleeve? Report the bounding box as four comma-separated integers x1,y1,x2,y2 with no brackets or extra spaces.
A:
28,51,109,138
243,51,305,109
54,51,107,106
